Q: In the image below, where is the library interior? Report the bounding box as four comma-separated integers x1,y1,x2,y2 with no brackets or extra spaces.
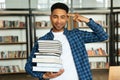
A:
0,0,120,80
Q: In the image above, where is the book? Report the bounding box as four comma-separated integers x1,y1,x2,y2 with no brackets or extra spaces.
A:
32,58,62,64
36,54,60,59
34,52,60,57
97,48,104,55
38,40,62,54
38,40,61,44
35,22,41,28
0,20,4,28
37,63,62,68
38,43,61,46
32,40,62,72
38,45,61,49
33,66,61,72
38,49,62,54
0,65,20,73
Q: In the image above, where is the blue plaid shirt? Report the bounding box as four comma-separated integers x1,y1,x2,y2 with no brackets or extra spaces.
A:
25,18,108,80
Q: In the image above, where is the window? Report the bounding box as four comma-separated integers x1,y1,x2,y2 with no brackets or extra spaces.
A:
0,0,5,9
37,0,71,9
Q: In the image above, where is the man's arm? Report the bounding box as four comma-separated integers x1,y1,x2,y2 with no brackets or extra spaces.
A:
68,13,108,43
25,41,45,79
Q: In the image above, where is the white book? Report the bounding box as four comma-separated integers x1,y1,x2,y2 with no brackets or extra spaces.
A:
38,48,61,52
38,43,61,46
33,66,61,72
38,47,62,51
9,65,14,73
38,45,62,49
36,55,60,59
32,58,62,64
38,49,62,53
38,40,61,44
34,52,60,57
38,40,62,49
37,63,63,68
38,46,62,49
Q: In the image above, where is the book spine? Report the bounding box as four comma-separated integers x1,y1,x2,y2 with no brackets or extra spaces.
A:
33,66,61,72
37,63,62,68
32,58,62,64
36,55,60,59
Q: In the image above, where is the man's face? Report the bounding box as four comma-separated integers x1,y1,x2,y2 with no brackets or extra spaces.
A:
50,9,68,32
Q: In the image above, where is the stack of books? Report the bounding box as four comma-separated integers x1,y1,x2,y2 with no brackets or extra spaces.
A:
32,40,62,72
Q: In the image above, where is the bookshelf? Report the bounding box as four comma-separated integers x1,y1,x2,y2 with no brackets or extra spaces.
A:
0,0,119,76
0,9,29,74
114,11,120,65
109,0,120,66
31,13,51,42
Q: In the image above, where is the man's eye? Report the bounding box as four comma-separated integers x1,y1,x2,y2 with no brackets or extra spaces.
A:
53,16,57,18
61,16,65,19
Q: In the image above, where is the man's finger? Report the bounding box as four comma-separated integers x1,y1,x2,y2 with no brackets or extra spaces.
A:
55,69,64,76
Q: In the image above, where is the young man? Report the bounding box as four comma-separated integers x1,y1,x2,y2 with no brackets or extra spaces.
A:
25,2,108,80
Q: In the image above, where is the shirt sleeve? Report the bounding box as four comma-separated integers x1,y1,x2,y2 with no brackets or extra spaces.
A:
79,18,108,43
25,41,45,80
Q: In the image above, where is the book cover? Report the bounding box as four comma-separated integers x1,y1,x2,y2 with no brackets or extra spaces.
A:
38,49,62,54
34,52,60,57
38,40,61,44
36,54,60,59
33,66,61,72
32,58,62,64
37,63,62,68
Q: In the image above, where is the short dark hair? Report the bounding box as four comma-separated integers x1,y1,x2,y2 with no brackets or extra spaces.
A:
51,2,69,13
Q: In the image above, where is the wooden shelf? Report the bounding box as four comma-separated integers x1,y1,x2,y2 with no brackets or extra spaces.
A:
88,55,109,57
0,27,26,30
0,58,27,60
0,70,26,75
0,42,27,45
91,68,109,70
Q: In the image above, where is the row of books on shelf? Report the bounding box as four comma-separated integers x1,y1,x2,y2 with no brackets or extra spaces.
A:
77,20,107,28
90,62,109,69
0,20,25,28
0,51,26,59
0,65,20,73
32,40,63,72
35,21,51,28
87,48,107,56
35,20,107,28
0,36,18,43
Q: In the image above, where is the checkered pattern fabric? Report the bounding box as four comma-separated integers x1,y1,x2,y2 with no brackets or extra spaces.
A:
25,18,108,80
